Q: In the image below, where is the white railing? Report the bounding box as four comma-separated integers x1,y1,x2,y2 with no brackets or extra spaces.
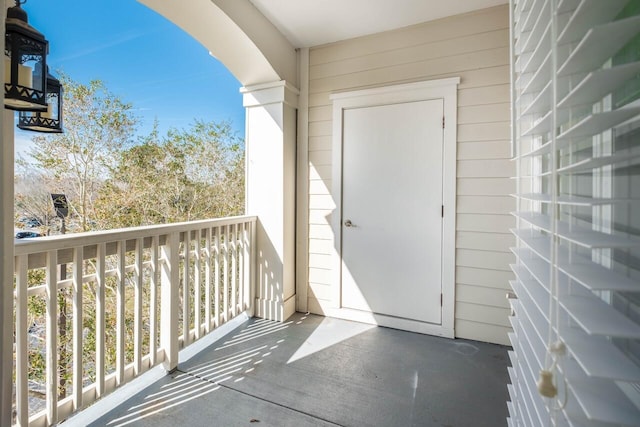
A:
12,216,256,427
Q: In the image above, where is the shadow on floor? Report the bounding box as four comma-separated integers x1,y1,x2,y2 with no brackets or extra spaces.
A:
78,313,511,427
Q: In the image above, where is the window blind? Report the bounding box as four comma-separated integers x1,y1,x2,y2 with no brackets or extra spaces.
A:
509,0,640,425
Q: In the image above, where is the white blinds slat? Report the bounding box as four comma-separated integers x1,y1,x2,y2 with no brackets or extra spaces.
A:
563,360,640,425
514,230,640,291
558,14,640,76
562,329,640,381
556,0,579,13
557,106,640,141
557,0,628,45
559,291,640,339
515,212,640,248
520,50,551,96
517,0,547,52
558,62,640,109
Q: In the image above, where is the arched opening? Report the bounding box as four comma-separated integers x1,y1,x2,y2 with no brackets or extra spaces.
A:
138,0,296,88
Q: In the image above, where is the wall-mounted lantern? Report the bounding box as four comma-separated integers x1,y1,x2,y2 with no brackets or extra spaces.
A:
18,68,62,132
4,0,48,112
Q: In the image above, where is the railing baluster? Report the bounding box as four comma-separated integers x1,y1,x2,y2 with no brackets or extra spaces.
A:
214,227,220,328
134,238,143,375
231,224,238,317
182,231,190,347
72,247,83,410
45,250,58,425
243,221,250,311
96,242,106,397
238,223,245,313
15,254,28,426
116,240,125,385
250,220,257,316
194,230,201,339
150,235,159,366
204,228,212,334
161,232,179,371
223,225,229,324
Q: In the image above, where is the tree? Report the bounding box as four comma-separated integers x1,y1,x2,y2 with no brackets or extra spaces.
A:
94,119,244,228
25,73,139,232
13,165,57,234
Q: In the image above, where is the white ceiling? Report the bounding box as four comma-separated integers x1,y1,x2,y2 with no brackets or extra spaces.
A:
249,0,508,48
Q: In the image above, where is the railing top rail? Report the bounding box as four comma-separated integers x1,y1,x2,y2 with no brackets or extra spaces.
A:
14,215,257,256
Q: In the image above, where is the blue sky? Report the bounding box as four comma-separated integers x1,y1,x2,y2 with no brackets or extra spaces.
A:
15,0,245,155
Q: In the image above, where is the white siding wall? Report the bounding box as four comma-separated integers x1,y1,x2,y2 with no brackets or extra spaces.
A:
305,5,514,345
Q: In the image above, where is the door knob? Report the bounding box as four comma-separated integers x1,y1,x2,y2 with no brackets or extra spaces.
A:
344,219,354,227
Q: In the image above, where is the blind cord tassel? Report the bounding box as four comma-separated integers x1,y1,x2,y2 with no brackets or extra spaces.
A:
537,341,568,410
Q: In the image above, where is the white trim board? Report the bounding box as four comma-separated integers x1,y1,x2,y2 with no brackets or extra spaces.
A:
329,77,459,338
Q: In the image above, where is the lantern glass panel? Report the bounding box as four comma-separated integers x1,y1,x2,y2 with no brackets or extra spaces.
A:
18,73,63,133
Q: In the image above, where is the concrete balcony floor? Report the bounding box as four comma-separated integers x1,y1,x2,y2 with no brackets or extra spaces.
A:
66,313,510,427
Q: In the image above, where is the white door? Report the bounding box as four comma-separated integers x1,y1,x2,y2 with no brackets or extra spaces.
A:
340,99,444,325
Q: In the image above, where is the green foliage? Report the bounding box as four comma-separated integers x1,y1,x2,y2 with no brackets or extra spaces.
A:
94,119,245,228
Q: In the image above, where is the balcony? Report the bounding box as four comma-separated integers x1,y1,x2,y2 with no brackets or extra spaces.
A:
12,215,510,426
13,216,256,426
67,313,510,427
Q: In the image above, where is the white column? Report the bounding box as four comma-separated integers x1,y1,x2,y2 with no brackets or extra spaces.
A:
0,2,13,422
1,111,13,427
295,48,310,313
242,81,298,322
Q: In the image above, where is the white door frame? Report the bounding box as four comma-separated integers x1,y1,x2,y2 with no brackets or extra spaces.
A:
328,78,459,338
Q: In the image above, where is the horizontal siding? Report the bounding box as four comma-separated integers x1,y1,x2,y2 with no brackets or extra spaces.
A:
309,121,332,136
308,209,332,225
309,253,332,270
310,7,509,65
456,249,514,272
455,319,511,346
458,121,510,142
309,180,331,196
458,140,512,160
309,135,331,151
309,224,333,240
456,231,513,252
457,267,513,290
308,150,332,166
309,48,509,94
457,196,513,215
308,269,332,290
456,302,511,328
457,159,515,178
309,64,510,98
458,103,510,124
307,297,330,315
305,4,514,345
459,84,511,107
457,283,510,309
457,178,514,196
310,29,509,80
457,213,514,233
309,165,331,181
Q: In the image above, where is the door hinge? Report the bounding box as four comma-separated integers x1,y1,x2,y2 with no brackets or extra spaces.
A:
441,205,444,217
441,293,443,306
442,116,445,129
